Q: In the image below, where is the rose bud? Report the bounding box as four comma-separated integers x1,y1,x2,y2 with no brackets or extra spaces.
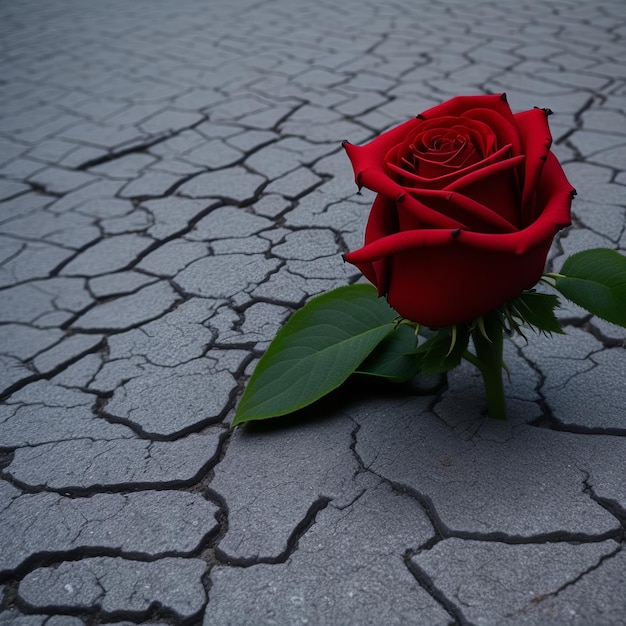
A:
343,94,575,328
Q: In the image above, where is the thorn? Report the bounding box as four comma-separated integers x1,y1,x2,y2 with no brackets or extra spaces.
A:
535,106,553,116
502,359,511,381
477,316,492,343
355,171,363,192
446,325,457,357
500,93,508,102
570,188,578,198
342,139,350,147
341,254,347,263
416,113,426,120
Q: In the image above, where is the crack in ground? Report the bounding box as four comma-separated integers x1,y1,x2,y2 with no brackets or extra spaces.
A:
0,534,219,588
391,478,620,547
44,191,221,282
580,318,626,349
511,546,623,618
0,430,228,497
349,420,467,624
214,496,332,568
513,341,626,436
63,293,185,335
404,551,471,626
347,415,626,623
75,114,211,171
96,396,226,443
349,416,623,541
0,337,106,403
583,473,626,533
14,590,203,626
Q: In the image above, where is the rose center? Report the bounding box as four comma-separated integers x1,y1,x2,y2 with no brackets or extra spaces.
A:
401,127,483,176
429,134,466,152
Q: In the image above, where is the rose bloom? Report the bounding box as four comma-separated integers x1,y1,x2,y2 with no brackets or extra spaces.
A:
343,94,575,328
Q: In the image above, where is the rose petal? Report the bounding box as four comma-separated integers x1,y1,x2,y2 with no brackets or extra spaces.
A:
385,243,550,327
404,117,496,160
532,151,574,230
401,188,518,233
392,139,482,181
345,224,554,326
444,153,523,192
442,154,525,228
360,194,397,294
410,153,470,179
514,108,553,221
385,144,516,190
343,118,421,182
344,230,515,326
345,228,457,264
462,107,522,156
355,167,463,229
344,191,568,262
344,95,516,185
420,93,514,123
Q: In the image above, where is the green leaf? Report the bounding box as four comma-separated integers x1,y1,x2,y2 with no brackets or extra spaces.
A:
554,248,626,328
506,291,564,335
233,284,397,424
356,324,420,382
410,325,471,375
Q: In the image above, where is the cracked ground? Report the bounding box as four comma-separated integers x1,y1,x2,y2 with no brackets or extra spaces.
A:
0,0,625,624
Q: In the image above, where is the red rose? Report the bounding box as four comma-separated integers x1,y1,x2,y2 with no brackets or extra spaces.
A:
343,94,575,328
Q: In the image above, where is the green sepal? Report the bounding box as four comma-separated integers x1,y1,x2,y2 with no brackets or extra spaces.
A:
502,291,564,336
409,325,471,375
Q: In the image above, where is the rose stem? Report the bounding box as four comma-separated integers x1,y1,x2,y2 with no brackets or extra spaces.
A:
469,311,507,420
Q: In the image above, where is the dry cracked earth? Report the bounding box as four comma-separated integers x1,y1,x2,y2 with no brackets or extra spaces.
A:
0,0,625,624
